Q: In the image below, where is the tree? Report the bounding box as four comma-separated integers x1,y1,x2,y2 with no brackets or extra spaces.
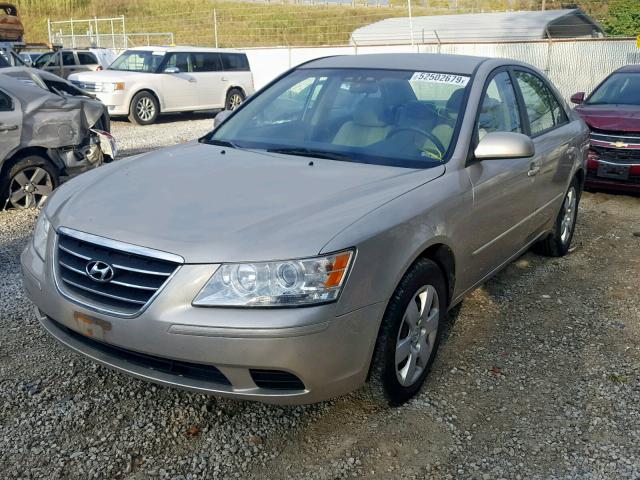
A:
603,0,640,37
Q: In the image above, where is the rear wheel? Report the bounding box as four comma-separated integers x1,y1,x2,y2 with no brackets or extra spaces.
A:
129,91,159,125
225,88,245,111
533,177,580,257
367,258,446,406
0,155,59,210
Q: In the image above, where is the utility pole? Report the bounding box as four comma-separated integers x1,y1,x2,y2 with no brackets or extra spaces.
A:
541,0,546,11
408,0,415,46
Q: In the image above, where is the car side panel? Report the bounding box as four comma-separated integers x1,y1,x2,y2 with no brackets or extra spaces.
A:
320,168,473,318
0,92,22,163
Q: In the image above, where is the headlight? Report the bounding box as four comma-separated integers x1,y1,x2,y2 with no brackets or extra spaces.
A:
99,82,125,93
193,250,354,307
32,212,51,261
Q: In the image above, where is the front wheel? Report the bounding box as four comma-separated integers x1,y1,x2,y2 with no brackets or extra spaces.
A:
533,177,580,257
367,258,446,406
128,91,159,125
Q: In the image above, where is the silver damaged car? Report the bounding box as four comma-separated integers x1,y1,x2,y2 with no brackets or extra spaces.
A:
22,54,588,405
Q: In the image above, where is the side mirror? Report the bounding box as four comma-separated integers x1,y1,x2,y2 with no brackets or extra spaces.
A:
213,109,233,129
163,66,180,74
570,92,585,105
474,132,535,160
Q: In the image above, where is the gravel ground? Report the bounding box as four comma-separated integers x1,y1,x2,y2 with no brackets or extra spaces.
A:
1,118,639,479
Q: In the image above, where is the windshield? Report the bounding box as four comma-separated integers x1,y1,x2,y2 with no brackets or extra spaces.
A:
210,68,470,168
587,72,640,106
109,50,165,72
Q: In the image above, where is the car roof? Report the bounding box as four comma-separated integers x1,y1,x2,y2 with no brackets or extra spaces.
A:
299,53,490,75
127,46,245,54
615,64,640,73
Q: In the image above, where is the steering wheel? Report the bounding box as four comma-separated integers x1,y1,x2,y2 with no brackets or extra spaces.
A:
386,127,447,157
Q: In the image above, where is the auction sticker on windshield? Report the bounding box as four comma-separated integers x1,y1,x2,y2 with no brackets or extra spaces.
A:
410,72,470,86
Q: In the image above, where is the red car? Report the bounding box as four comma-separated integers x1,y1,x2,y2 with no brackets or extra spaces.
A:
571,65,640,193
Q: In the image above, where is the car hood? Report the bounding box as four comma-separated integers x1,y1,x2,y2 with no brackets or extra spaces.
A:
575,104,640,132
47,142,445,263
68,69,150,83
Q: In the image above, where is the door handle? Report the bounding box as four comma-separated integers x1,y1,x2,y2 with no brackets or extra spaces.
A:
221,77,228,82
0,124,18,132
527,166,540,177
188,78,197,83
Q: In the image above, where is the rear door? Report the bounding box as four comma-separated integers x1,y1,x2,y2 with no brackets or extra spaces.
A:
220,53,253,104
512,69,575,230
464,68,538,282
0,89,22,170
59,51,79,79
190,52,225,109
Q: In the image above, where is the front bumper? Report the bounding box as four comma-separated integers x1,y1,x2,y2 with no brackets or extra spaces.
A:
94,91,129,116
21,239,384,404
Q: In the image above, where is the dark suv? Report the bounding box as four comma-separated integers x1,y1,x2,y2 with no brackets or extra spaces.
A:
571,65,640,193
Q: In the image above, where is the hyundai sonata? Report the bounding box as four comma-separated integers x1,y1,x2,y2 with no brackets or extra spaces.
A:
22,54,588,405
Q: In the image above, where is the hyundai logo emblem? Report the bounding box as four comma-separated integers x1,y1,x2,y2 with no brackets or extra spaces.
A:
85,260,115,283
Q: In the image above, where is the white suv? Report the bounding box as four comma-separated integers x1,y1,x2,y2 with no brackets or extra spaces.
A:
68,46,255,125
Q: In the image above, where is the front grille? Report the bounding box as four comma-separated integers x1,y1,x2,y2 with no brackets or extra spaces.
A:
71,80,99,92
50,318,231,386
249,369,306,391
55,230,180,316
590,129,640,151
591,145,640,164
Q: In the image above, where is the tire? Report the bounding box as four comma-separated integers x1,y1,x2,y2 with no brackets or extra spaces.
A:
225,88,245,111
533,177,581,257
0,155,59,210
128,91,159,125
366,258,446,406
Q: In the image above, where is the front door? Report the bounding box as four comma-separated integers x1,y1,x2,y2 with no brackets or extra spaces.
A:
160,52,201,111
462,69,539,284
0,89,22,207
512,69,576,230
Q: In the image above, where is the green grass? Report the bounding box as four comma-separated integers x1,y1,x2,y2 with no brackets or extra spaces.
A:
14,0,611,48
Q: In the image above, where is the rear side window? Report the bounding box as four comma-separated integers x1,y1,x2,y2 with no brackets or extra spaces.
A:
220,53,249,72
0,90,12,110
477,71,522,140
191,52,222,72
515,70,567,136
77,52,98,65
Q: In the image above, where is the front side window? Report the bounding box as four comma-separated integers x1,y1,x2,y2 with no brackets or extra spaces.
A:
109,50,165,72
34,52,53,68
164,52,191,72
477,71,522,140
210,68,472,168
515,71,566,136
587,72,640,106
77,52,98,65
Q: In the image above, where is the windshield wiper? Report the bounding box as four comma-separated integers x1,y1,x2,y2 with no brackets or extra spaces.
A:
206,138,239,148
266,147,353,161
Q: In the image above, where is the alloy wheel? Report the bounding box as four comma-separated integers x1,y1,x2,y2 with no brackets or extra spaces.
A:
395,284,440,387
560,186,577,245
136,97,156,122
9,167,53,209
228,93,243,110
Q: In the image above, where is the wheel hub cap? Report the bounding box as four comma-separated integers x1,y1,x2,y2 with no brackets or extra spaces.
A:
395,284,440,387
8,167,53,209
